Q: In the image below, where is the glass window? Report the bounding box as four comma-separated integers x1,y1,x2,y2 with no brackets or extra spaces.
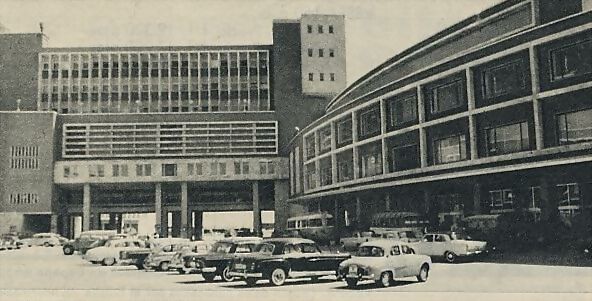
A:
359,106,381,138
557,109,592,145
557,183,581,217
434,134,467,164
391,144,419,171
388,95,417,126
489,189,514,211
300,243,319,253
358,246,385,257
328,25,334,33
308,48,313,57
318,25,323,34
308,219,322,227
318,126,332,152
219,162,226,175
360,150,382,178
307,25,313,33
482,59,527,99
319,73,324,81
390,246,401,256
319,158,332,186
430,79,464,113
308,73,314,81
305,164,316,190
305,135,316,159
337,154,354,182
486,121,529,156
337,117,353,145
550,40,592,81
162,164,177,177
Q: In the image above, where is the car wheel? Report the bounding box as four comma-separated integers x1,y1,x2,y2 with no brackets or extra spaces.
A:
444,251,457,263
221,266,234,282
377,271,392,288
177,268,186,274
142,260,150,271
269,267,287,286
416,264,429,282
43,242,50,247
135,263,145,270
102,257,116,266
245,278,257,287
202,272,216,282
310,276,320,283
345,278,358,288
158,261,170,272
62,246,74,255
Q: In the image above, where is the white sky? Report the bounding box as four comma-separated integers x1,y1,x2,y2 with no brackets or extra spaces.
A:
0,0,503,85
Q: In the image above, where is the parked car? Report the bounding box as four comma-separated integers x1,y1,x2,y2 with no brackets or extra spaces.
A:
183,237,262,282
83,238,145,266
0,235,22,250
410,233,487,263
228,237,351,286
338,240,431,288
120,237,191,270
380,230,422,243
143,239,194,271
62,230,121,255
170,241,212,274
20,233,63,247
340,231,380,252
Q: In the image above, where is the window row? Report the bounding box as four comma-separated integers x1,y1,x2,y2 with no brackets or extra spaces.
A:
308,73,336,82
307,48,336,58
306,24,335,34
8,193,40,205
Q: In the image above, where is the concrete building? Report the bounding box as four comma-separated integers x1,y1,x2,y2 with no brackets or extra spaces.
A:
0,14,346,238
287,0,592,239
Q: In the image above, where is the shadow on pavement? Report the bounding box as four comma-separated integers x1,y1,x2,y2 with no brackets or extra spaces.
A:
332,280,417,290
219,278,336,289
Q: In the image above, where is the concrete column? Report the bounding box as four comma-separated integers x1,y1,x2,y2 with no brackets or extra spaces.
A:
180,182,188,238
334,199,344,242
50,214,58,234
539,176,558,222
252,181,262,236
274,180,290,233
355,196,361,229
155,183,162,236
385,193,391,211
192,211,203,240
466,68,478,160
82,184,91,232
529,46,544,150
417,85,428,168
352,112,360,179
473,183,481,215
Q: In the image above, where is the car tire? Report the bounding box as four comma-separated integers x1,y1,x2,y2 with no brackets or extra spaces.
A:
102,257,116,266
345,278,358,288
43,242,50,247
377,271,392,288
135,263,145,270
444,251,457,263
203,272,216,282
310,276,320,282
221,266,234,282
269,267,287,286
142,260,150,271
158,261,170,272
177,268,186,274
63,245,74,256
416,264,429,282
245,278,257,287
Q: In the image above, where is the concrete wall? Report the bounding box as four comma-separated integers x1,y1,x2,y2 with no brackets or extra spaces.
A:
0,33,42,111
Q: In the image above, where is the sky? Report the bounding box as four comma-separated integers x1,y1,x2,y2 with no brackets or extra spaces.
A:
0,0,503,85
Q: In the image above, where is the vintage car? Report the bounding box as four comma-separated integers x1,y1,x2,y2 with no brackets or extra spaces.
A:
142,238,195,271
182,237,262,282
410,233,487,263
339,231,380,252
20,233,63,247
228,237,351,286
338,240,431,288
83,238,145,266
62,230,121,255
170,241,212,274
0,234,23,250
120,237,191,270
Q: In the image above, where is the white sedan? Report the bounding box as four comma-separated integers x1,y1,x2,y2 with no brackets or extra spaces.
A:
338,240,431,288
84,238,145,266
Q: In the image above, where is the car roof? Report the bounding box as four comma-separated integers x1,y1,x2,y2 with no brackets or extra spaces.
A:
217,237,262,243
262,237,316,244
360,239,410,249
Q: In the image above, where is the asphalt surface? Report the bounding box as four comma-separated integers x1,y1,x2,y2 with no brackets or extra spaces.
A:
1,246,591,301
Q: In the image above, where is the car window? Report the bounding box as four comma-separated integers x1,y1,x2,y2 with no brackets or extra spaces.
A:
435,235,447,242
401,245,414,254
235,243,253,253
423,235,434,242
162,245,173,252
283,244,299,254
300,243,319,253
358,246,384,257
391,246,401,256
115,242,126,248
133,241,142,247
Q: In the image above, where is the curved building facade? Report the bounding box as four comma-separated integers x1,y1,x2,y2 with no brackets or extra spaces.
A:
287,0,592,237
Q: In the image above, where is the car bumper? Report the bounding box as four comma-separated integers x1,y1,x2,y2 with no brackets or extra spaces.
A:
118,259,135,266
462,250,487,257
228,271,263,278
343,273,375,281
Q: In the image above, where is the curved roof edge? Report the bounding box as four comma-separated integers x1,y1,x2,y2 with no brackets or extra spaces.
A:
325,0,524,112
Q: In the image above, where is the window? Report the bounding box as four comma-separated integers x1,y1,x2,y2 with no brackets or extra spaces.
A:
557,183,581,217
360,151,382,178
259,161,275,174
219,162,227,176
430,79,464,113
8,193,39,205
89,164,105,177
330,73,335,81
557,109,592,145
319,158,332,186
550,40,592,81
486,121,529,156
336,117,353,145
112,164,128,177
305,135,316,159
318,49,324,57
328,25,334,33
434,134,467,164
318,25,323,33
359,106,381,138
388,94,417,126
489,189,514,211
63,166,79,178
305,164,316,190
530,186,541,221
319,73,324,81
209,162,218,176
391,144,419,171
391,246,401,256
162,164,177,177
329,49,335,57
337,154,354,182
234,162,250,175
135,164,152,177
308,48,313,57
10,146,39,170
482,59,527,99
318,126,332,152
307,25,313,33
308,73,314,81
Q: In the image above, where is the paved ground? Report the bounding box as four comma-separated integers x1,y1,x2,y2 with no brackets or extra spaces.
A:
1,247,591,301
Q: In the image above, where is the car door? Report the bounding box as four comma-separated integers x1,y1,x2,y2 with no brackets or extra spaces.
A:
388,244,408,278
301,243,329,272
399,244,417,277
283,243,306,272
433,234,449,256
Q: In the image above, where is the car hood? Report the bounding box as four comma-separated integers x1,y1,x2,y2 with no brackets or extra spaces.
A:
340,256,386,268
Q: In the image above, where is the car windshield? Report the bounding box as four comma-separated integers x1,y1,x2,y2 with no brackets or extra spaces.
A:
357,246,385,257
210,242,234,253
254,243,276,254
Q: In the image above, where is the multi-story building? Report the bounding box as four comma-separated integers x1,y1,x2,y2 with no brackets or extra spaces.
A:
287,0,592,238
0,14,347,238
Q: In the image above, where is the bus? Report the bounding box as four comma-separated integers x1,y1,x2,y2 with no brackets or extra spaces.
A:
369,212,429,238
286,212,335,244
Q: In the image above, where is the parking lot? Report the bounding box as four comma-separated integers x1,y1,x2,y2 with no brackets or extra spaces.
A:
1,246,591,301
